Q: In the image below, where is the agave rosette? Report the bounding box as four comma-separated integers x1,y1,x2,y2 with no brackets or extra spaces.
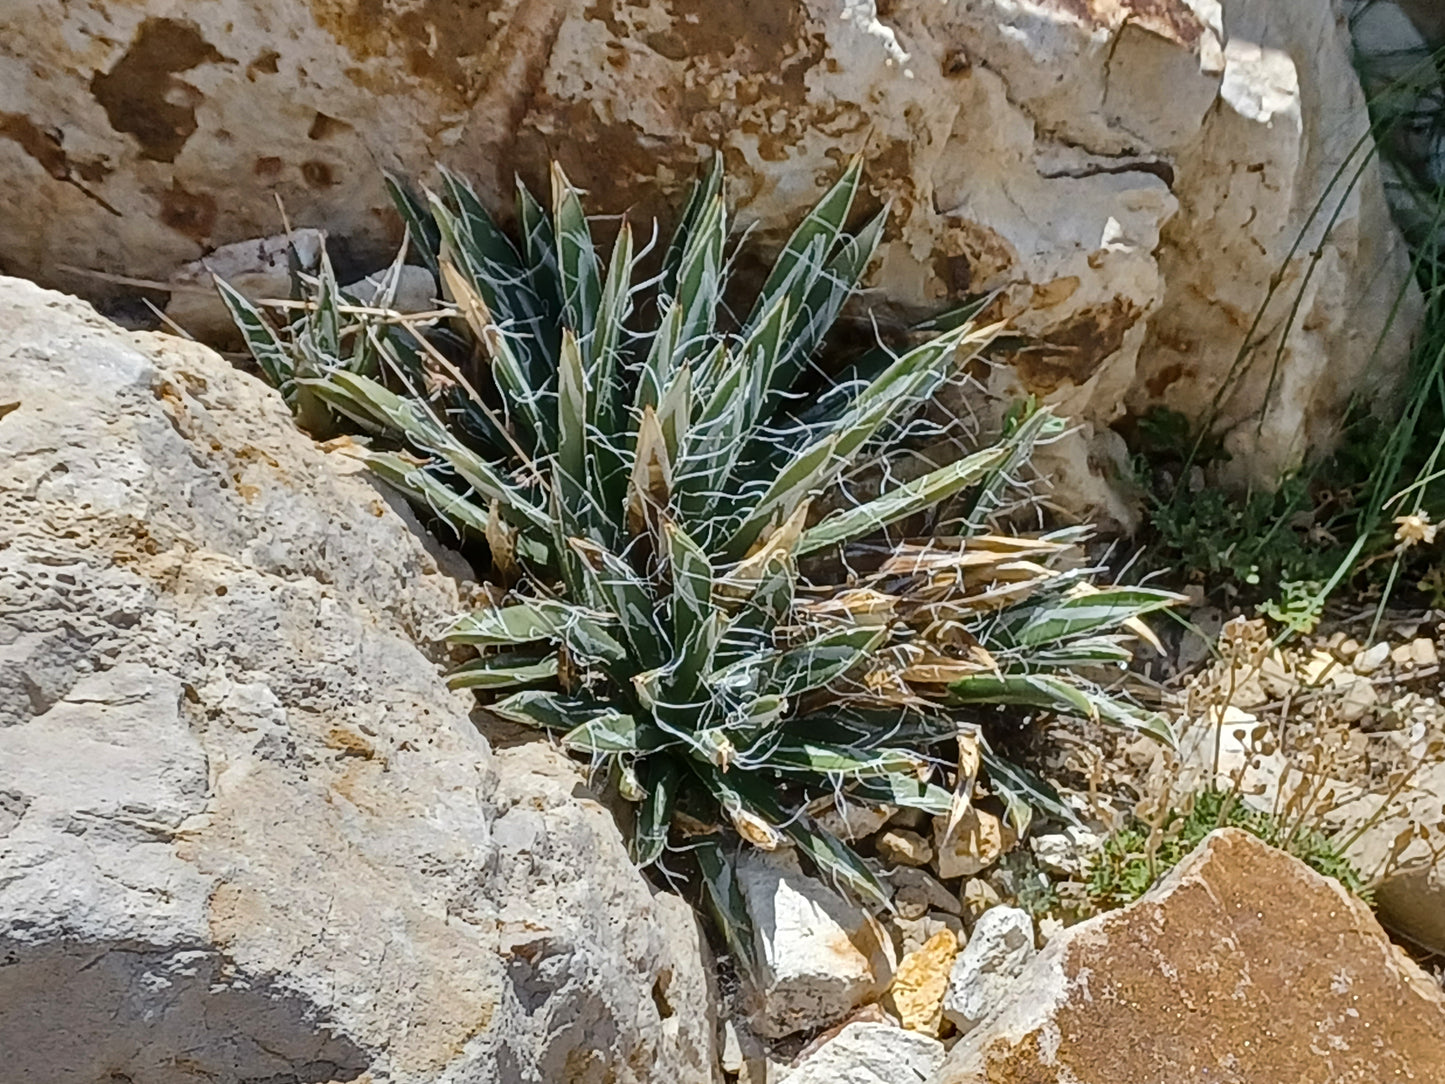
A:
220,155,1180,964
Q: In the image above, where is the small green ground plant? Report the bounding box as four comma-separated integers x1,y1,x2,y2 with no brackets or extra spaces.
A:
1086,787,1371,911
1128,23,1445,629
222,155,1181,967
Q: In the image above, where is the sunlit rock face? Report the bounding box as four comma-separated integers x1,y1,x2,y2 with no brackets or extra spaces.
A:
0,0,1418,519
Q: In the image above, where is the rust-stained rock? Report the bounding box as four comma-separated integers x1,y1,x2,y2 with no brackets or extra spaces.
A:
884,928,960,1036
0,0,1419,517
934,829,1445,1084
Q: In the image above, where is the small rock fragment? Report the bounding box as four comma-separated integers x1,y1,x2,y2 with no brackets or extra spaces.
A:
1037,913,1066,943
876,828,933,868
1301,648,1342,685
960,877,1001,922
1338,677,1379,723
884,928,961,1036
1258,649,1296,699
1411,637,1439,667
932,807,1017,880
165,230,327,343
888,806,929,831
1354,641,1391,674
785,1021,946,1084
891,912,965,957
813,799,894,841
737,849,895,1038
343,264,437,313
1029,825,1102,878
890,867,962,919
942,906,1036,1033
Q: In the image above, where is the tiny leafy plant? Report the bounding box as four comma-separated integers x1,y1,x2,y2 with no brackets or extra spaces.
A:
1086,787,1371,911
221,155,1180,968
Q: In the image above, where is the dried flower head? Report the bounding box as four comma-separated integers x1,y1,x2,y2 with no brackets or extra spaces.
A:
1394,511,1438,548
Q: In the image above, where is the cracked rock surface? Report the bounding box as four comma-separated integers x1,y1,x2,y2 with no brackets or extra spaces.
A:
0,0,1417,524
0,277,717,1083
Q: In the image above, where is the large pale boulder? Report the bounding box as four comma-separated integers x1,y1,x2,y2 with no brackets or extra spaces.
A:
0,277,717,1083
0,0,1417,518
933,829,1445,1084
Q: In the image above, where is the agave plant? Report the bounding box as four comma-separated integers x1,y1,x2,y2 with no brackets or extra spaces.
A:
219,155,1179,967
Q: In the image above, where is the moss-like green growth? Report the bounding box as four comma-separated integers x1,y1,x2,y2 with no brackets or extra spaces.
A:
1086,788,1371,911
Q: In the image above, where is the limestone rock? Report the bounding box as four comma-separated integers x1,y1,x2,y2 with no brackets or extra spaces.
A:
884,929,959,1037
1354,641,1392,674
941,906,1036,1034
935,829,1445,1083
1028,825,1103,879
1336,758,1445,956
784,1022,945,1084
889,912,964,958
876,828,933,868
813,799,894,842
960,878,1002,923
0,0,1417,508
889,867,962,919
736,849,894,1039
933,807,1017,880
0,277,717,1083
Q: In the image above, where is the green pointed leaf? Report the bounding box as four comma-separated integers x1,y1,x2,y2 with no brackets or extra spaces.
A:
980,743,1078,835
446,653,559,690
633,758,681,867
660,153,723,299
1012,588,1185,647
302,370,550,536
796,444,1013,557
556,328,592,536
562,711,654,753
383,172,441,281
491,689,623,733
773,624,889,697
784,815,890,908
692,836,757,980
445,598,627,663
741,154,863,333
767,741,926,778
948,672,1097,718
781,206,887,381
551,162,602,348
214,276,295,397
852,773,954,815
568,538,668,666
724,322,981,560
949,673,1175,745
666,521,715,658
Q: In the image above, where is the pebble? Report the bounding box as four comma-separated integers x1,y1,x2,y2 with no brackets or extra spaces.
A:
885,929,961,1036
942,906,1037,1033
933,807,1017,880
876,828,934,868
890,867,962,919
1354,642,1391,675
1030,825,1103,878
961,877,1002,922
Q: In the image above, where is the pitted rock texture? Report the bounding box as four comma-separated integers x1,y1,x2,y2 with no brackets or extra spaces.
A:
933,829,1445,1084
0,0,1418,519
0,276,717,1083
